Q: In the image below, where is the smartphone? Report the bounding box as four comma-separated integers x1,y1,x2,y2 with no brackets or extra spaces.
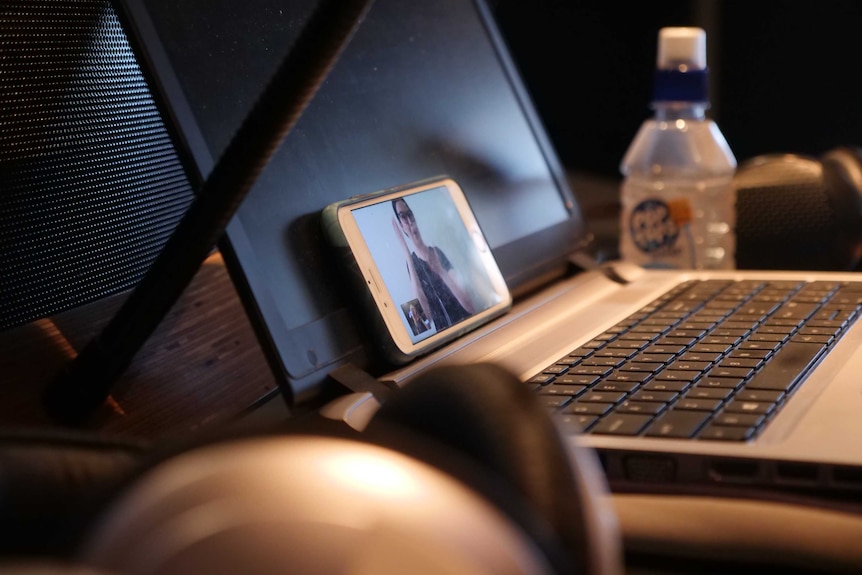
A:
322,177,512,364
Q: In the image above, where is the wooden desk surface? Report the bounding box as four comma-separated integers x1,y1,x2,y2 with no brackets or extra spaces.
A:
0,251,284,440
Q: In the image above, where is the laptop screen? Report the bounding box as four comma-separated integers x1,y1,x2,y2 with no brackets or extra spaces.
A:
120,0,587,405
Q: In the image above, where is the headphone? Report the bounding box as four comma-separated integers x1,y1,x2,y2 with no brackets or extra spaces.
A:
735,146,862,271
73,363,623,575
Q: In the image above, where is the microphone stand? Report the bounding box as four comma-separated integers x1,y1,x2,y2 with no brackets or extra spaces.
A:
43,0,375,425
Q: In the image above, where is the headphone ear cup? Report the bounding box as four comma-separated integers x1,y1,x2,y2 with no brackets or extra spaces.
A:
819,146,862,269
365,362,621,575
734,150,862,270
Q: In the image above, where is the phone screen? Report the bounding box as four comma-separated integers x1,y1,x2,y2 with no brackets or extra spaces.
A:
333,178,510,360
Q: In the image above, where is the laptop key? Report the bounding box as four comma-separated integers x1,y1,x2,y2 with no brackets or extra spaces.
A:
594,380,640,394
791,333,833,345
562,402,614,416
630,389,678,403
699,424,756,441
569,365,614,377
604,372,652,385
642,380,690,393
723,400,775,416
528,374,555,385
713,412,764,428
542,364,570,375
774,301,819,320
643,343,688,356
559,414,599,432
582,357,626,368
698,376,745,390
797,326,843,338
590,413,653,436
539,384,587,397
620,362,664,373
727,348,772,361
556,374,600,386
707,366,754,379
580,391,627,404
635,353,676,364
674,398,722,412
738,341,781,352
690,343,732,355
666,359,711,372
685,386,732,400
734,389,784,403
656,369,703,383
617,400,666,416
539,396,572,409
718,357,762,369
806,319,846,331
678,350,723,363
644,409,711,438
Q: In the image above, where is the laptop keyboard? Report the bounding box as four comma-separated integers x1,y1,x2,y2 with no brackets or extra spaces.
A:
527,279,862,441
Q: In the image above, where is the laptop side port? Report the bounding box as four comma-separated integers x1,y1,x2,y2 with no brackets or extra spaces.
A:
707,458,760,483
831,465,862,489
622,455,677,483
774,462,821,485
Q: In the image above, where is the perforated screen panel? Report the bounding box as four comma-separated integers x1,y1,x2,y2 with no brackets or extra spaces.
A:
0,0,195,330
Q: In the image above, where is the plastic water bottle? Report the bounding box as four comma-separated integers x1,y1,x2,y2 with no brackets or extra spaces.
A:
619,27,737,270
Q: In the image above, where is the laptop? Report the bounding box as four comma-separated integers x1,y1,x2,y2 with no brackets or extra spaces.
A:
120,0,862,497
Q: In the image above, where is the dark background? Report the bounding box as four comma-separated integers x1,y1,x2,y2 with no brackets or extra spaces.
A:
492,0,862,176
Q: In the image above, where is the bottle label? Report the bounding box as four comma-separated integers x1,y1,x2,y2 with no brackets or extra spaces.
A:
629,197,693,255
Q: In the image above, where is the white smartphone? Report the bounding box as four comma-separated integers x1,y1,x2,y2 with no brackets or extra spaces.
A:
322,177,512,364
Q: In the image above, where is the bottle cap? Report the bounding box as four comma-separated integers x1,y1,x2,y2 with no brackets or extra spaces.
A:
652,27,709,103
657,27,706,71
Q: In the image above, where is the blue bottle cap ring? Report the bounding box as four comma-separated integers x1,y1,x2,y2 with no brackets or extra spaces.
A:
653,68,709,103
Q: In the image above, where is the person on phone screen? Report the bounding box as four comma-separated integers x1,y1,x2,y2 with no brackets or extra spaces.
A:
391,197,475,331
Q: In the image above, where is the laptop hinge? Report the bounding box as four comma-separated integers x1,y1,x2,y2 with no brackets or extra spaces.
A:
327,363,396,403
568,248,643,286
